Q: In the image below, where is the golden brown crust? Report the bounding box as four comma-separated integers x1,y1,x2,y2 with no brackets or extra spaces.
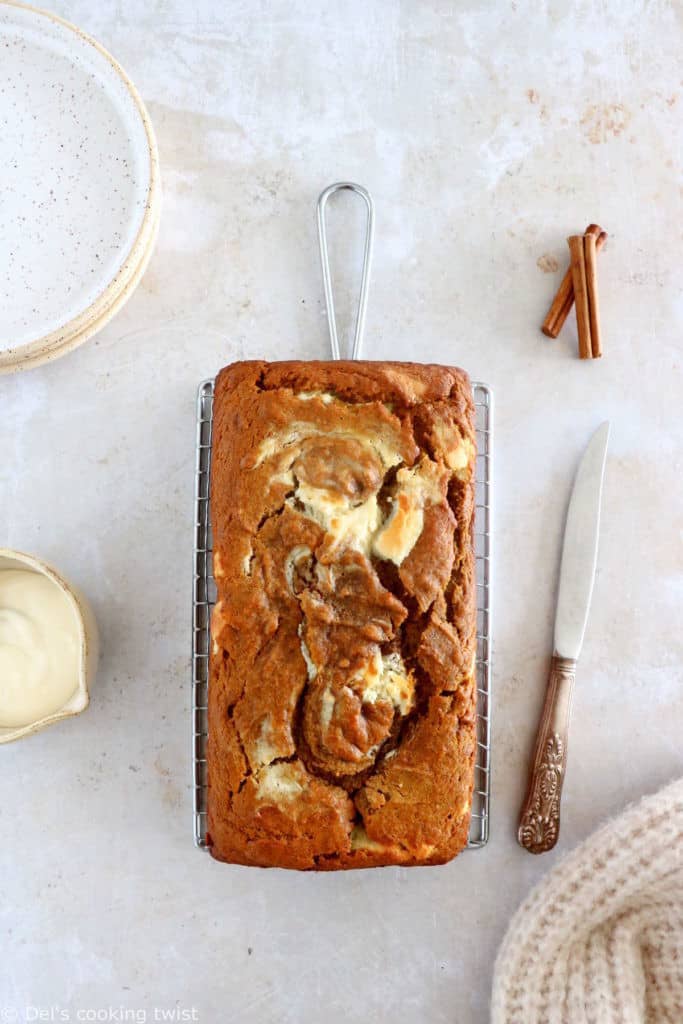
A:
207,360,477,869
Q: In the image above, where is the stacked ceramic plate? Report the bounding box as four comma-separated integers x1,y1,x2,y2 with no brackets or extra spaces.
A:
0,2,160,373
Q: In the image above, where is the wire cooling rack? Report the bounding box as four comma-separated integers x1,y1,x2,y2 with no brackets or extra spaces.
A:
192,379,493,850
470,382,493,847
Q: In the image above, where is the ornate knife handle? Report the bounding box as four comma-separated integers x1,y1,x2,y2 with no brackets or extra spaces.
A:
518,655,577,854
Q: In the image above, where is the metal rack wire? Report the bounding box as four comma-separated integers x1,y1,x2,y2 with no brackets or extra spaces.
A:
192,378,493,850
470,382,493,847
192,382,214,849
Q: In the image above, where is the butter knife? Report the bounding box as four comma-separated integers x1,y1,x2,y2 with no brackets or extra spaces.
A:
518,421,610,854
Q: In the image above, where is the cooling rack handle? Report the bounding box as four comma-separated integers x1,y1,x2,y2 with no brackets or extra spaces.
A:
317,182,375,361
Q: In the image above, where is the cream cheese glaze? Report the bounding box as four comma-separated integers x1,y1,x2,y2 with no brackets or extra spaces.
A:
358,650,415,716
258,431,450,568
0,569,80,728
372,457,448,564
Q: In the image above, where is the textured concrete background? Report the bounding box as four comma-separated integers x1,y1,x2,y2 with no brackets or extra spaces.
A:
2,2,682,1022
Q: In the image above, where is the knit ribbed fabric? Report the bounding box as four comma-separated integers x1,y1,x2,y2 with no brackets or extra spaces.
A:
492,778,683,1023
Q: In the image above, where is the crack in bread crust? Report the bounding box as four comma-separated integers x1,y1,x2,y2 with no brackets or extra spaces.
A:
207,361,477,870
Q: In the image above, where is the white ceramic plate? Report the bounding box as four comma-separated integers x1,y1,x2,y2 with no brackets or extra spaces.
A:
0,1,159,371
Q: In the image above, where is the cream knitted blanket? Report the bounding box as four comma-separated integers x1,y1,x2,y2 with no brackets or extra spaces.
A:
492,778,683,1024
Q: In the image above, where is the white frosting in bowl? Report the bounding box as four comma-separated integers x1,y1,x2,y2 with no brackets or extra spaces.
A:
0,569,80,728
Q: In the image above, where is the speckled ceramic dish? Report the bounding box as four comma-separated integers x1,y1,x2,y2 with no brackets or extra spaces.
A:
0,1,160,373
0,549,98,744
10,194,161,373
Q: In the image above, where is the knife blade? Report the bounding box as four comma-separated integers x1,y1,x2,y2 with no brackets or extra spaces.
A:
554,421,610,659
518,422,610,854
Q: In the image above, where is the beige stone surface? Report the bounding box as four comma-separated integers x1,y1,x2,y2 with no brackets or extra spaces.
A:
1,2,681,1022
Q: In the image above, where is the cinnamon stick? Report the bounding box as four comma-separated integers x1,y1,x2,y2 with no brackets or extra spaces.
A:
542,224,606,338
567,235,591,359
584,232,603,358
